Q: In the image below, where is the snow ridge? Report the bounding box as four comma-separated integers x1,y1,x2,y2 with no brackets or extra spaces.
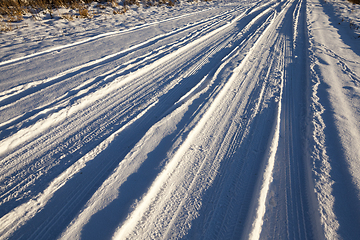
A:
1,0,360,239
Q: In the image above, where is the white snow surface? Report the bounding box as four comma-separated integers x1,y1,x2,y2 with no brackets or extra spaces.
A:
1,0,360,239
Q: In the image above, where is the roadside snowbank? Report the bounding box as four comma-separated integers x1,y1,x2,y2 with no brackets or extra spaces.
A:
0,0,225,61
323,0,360,38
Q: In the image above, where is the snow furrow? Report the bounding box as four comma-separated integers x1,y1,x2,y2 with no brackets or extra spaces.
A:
0,0,277,206
0,7,222,67
1,0,359,239
0,8,243,154
0,7,241,126
307,0,360,238
61,1,284,238
111,1,297,239
0,1,284,239
246,0,314,239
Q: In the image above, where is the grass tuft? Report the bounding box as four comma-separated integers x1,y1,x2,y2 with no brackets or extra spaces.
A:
61,13,74,20
0,20,12,31
79,6,91,18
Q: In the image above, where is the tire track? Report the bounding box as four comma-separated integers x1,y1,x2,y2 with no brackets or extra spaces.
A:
111,1,308,239
0,1,281,239
0,6,239,128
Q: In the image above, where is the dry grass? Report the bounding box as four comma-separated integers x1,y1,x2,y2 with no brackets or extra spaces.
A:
0,0,178,17
141,0,177,7
0,0,100,16
61,13,74,20
0,0,182,31
348,0,360,4
79,6,91,18
0,20,12,31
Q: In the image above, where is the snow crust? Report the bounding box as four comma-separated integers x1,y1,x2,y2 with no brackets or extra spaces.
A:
1,0,360,239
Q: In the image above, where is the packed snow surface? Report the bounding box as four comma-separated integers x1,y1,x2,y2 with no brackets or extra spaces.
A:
1,0,360,239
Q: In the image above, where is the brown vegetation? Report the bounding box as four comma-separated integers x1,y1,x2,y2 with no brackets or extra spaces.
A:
0,0,178,18
0,0,197,32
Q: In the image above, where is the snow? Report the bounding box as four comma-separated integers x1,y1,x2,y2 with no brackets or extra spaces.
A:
307,0,360,238
1,0,360,239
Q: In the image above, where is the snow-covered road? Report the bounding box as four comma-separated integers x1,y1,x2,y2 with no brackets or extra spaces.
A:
1,0,360,239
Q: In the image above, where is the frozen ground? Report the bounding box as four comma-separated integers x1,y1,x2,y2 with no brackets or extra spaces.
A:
1,0,360,239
